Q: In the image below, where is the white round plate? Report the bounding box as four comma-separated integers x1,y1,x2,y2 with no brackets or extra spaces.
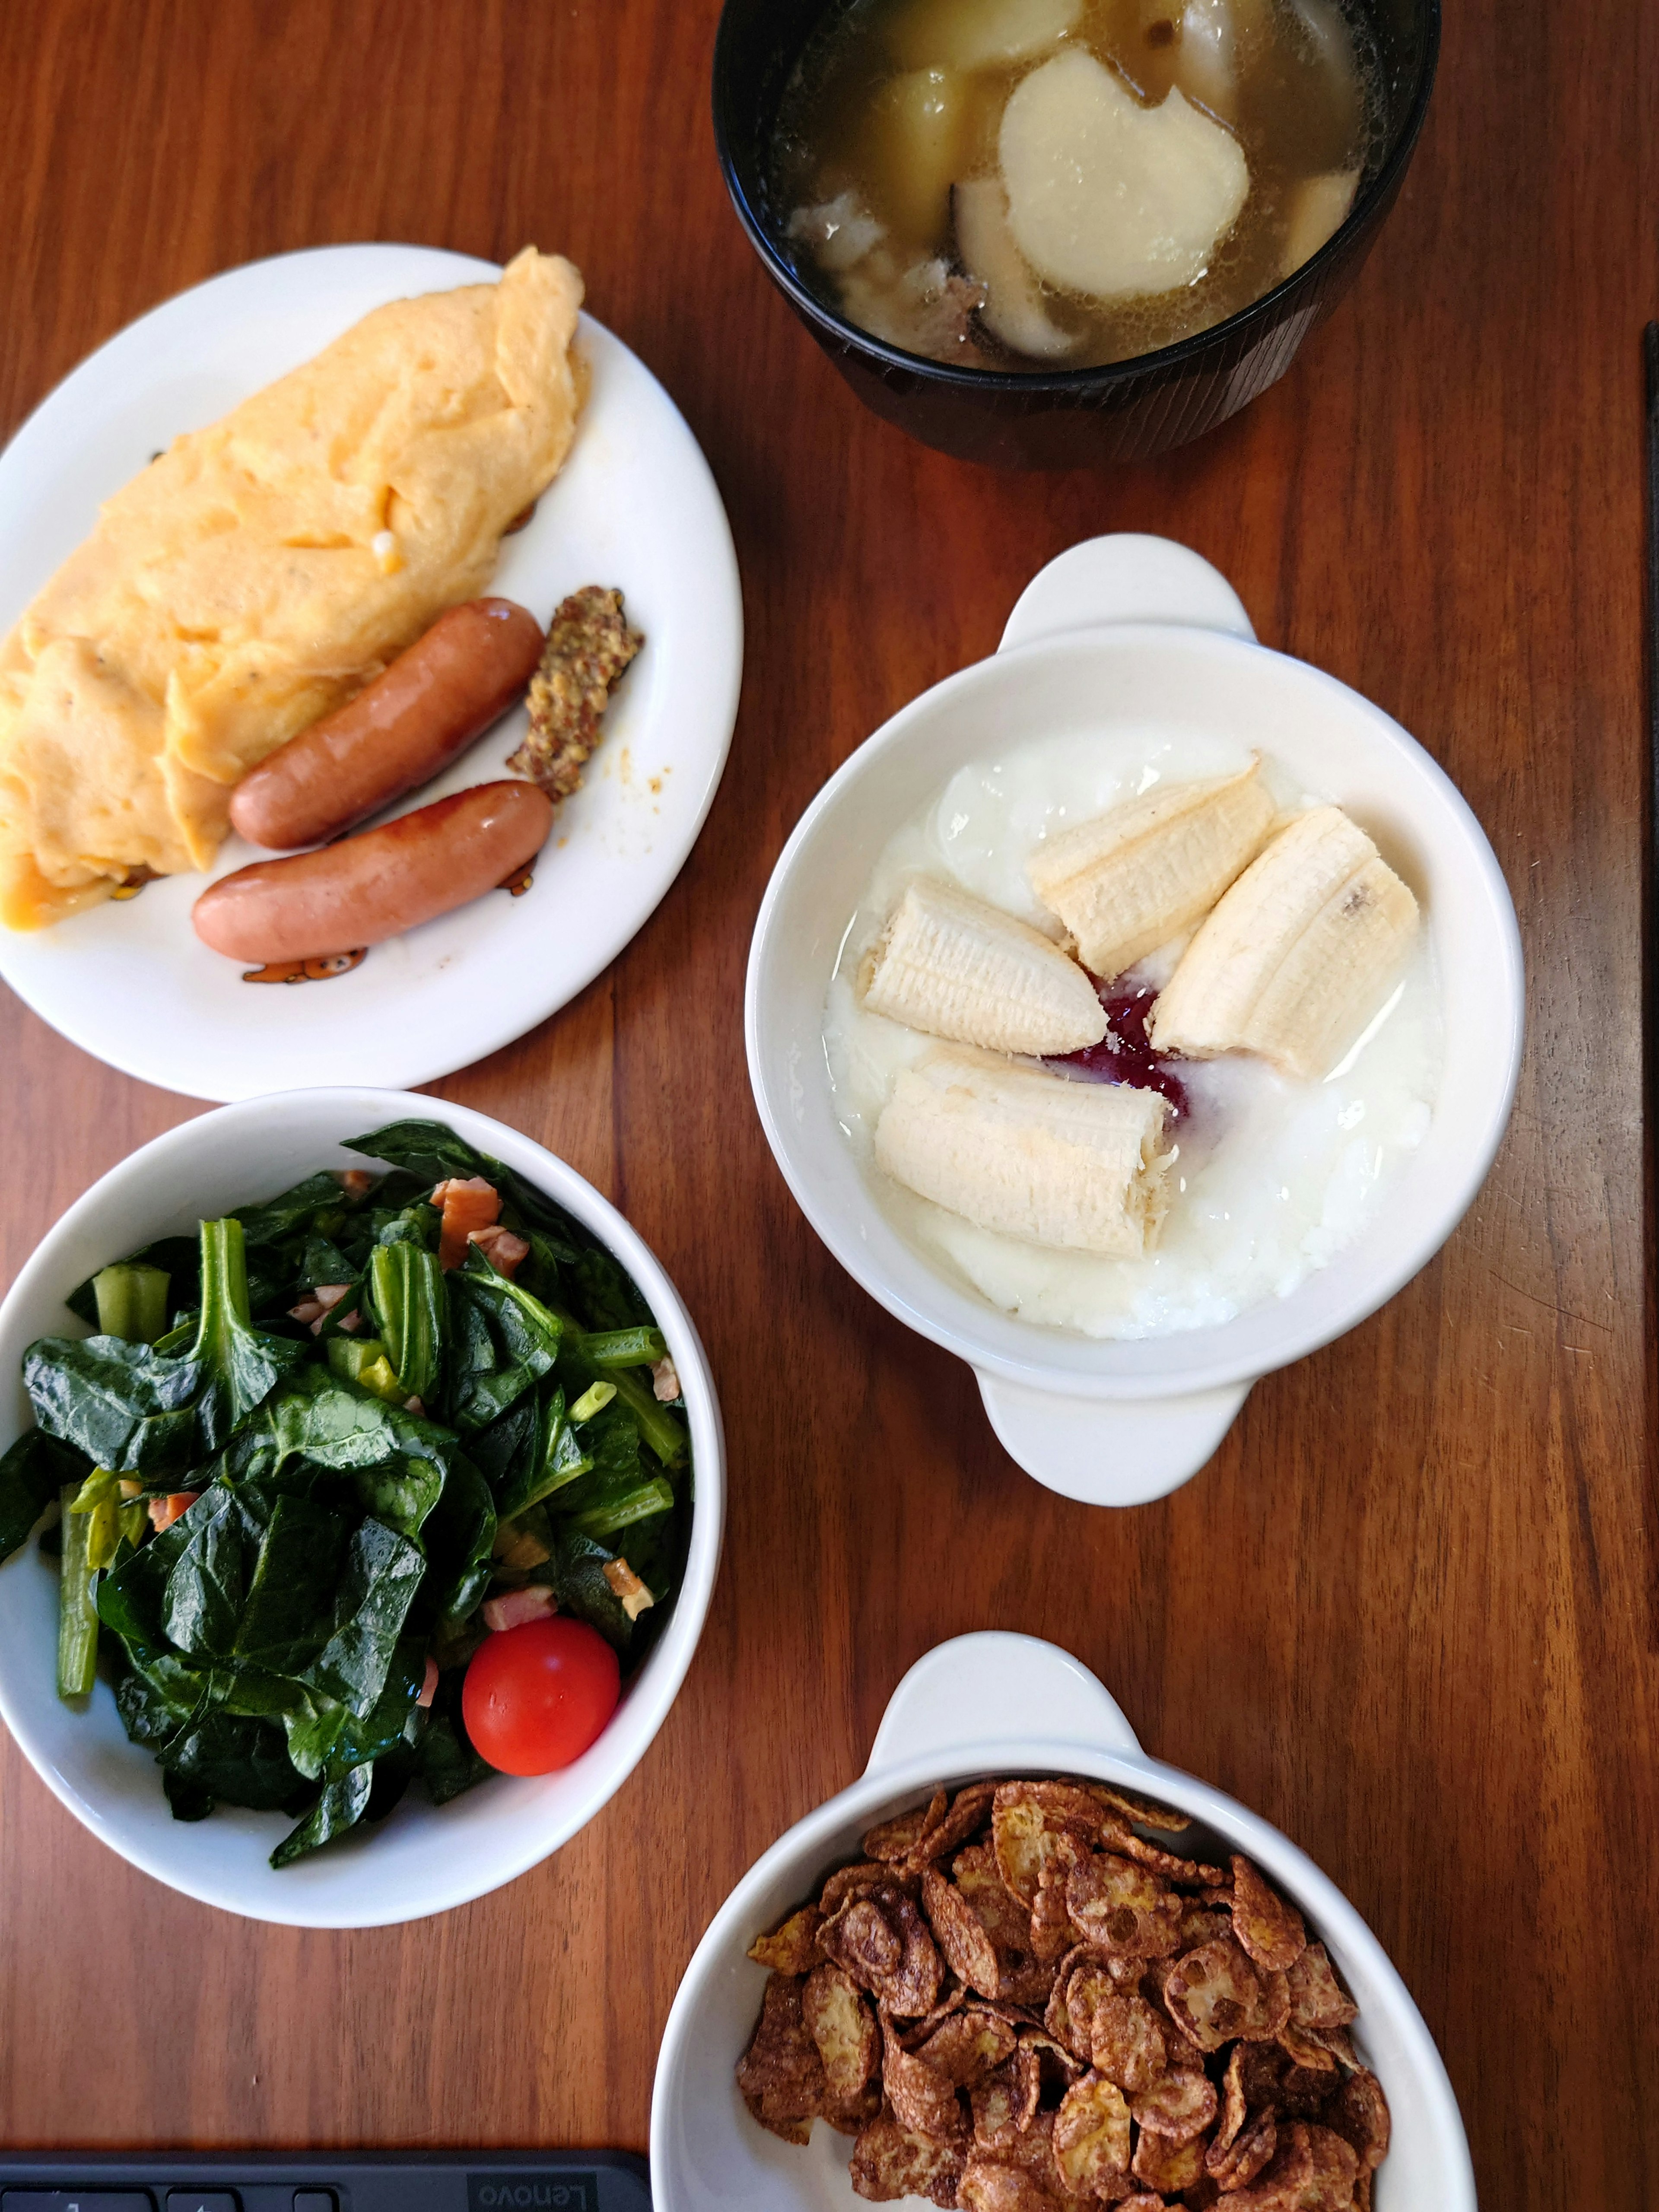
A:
0,245,743,1100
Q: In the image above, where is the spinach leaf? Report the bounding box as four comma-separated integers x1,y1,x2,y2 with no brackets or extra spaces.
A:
572,1244,652,1333
234,1171,359,1252
297,1517,425,1718
271,1762,373,1867
546,1527,635,1651
264,1366,450,1484
467,1396,534,1494
369,1242,445,1404
115,1650,211,1753
163,1770,215,1821
371,1199,440,1254
345,1121,580,1262
0,1430,85,1564
231,1494,351,1674
416,1670,496,1807
161,1708,312,1815
256,1635,425,1782
417,1452,496,1623
299,1233,356,1290
23,1335,199,1475
443,1251,561,1433
160,1482,262,1659
188,1218,308,1451
98,1492,213,1647
496,1388,590,1522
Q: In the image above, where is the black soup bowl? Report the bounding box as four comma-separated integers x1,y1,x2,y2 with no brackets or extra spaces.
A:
713,0,1440,469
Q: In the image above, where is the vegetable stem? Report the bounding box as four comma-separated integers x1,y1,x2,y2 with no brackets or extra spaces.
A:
369,1243,444,1402
56,1481,101,1701
583,1325,668,1368
92,1263,171,1345
570,1380,617,1423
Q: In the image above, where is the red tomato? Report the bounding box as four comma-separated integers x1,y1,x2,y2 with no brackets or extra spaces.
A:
462,1616,620,1775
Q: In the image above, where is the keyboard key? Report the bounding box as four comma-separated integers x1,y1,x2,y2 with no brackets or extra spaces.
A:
291,2196,335,2212
3,2195,155,2210
166,2196,239,2212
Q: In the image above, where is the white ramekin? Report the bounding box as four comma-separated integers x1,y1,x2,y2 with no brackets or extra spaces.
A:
746,535,1524,1504
650,1630,1475,2211
0,1087,725,1927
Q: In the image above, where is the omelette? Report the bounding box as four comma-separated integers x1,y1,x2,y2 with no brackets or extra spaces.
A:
0,246,584,928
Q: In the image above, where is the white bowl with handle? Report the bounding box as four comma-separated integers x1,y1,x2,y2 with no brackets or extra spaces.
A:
0,1087,725,1926
650,1630,1476,2211
745,534,1524,1505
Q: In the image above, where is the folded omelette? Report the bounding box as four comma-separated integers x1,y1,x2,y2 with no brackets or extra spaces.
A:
0,245,584,928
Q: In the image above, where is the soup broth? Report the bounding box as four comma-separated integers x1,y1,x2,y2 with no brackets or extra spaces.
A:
771,0,1382,370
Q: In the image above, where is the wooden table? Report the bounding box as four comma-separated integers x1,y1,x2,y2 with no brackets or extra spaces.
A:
0,0,1653,2201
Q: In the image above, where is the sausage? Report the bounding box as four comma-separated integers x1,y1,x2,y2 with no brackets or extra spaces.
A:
194,782,554,962
228,597,546,850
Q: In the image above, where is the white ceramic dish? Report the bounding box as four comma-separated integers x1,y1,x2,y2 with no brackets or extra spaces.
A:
651,1630,1476,2212
0,245,744,1102
746,535,1524,1506
0,1088,725,1928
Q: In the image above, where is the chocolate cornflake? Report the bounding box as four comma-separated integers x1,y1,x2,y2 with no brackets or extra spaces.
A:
735,1774,1387,2209
507,585,642,799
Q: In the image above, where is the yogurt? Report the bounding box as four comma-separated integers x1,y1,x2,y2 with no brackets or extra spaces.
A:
823,727,1442,1341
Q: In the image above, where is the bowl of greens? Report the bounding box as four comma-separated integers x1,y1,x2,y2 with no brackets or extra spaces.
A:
0,1090,723,1926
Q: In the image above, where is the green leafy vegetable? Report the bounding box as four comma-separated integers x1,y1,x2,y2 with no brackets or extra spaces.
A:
569,1379,617,1423
57,1480,102,1700
272,1763,375,1866
369,1242,445,1404
19,1116,691,1864
444,1249,562,1433
584,1325,669,1368
345,1121,582,1265
24,1334,199,1474
188,1217,308,1451
0,1430,83,1565
92,1262,171,1346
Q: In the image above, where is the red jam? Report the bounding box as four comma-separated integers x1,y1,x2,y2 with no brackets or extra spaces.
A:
1049,982,1191,1121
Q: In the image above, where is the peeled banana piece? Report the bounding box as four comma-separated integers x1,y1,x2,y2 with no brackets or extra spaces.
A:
1150,805,1419,1079
860,875,1108,1056
1026,759,1276,982
874,1044,1173,1257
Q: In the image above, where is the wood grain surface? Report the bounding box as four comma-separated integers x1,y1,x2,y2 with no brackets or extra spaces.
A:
0,0,1654,2202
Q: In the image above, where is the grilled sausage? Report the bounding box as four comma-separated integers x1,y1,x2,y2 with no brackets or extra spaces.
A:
228,598,546,850
194,782,553,962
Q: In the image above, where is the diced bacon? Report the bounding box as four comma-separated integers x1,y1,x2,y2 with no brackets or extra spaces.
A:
468,1224,530,1278
482,1585,557,1632
602,1556,656,1621
651,1354,682,1403
404,1395,427,1417
148,1491,200,1532
416,1654,439,1709
430,1176,501,1269
335,1169,376,1200
294,1281,361,1336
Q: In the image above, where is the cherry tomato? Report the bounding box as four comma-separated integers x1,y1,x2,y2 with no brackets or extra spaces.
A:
462,1615,620,1775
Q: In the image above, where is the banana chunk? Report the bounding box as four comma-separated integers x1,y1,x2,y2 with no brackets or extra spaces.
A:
874,1044,1173,1257
1150,805,1420,1079
860,875,1108,1056
1027,759,1275,982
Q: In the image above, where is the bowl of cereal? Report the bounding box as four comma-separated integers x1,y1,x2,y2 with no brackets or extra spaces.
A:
650,1630,1475,2209
745,535,1523,1506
